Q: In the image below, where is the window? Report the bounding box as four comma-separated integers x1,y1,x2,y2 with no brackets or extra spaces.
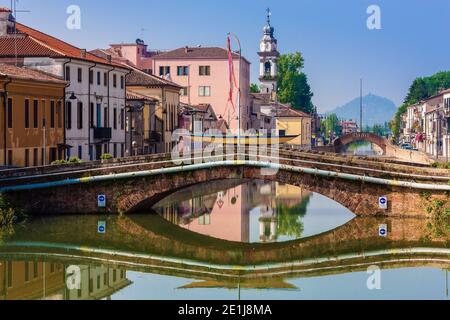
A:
104,107,108,127
97,71,101,85
104,72,108,86
120,109,125,130
77,68,82,83
199,66,211,76
25,149,29,167
180,87,189,96
159,66,170,77
33,261,38,278
113,108,117,129
24,99,29,128
121,143,124,157
199,86,211,97
78,146,82,159
7,98,12,128
90,103,94,128
57,101,62,128
7,150,12,166
89,70,93,84
120,75,124,89
177,66,189,76
34,100,39,128
7,261,12,288
66,101,72,129
113,143,117,158
77,102,83,129
50,101,55,128
96,104,102,128
113,74,117,88
24,262,29,282
33,148,38,166
279,130,286,137
65,66,70,81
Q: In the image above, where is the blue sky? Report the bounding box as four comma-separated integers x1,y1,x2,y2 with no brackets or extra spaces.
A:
2,0,450,112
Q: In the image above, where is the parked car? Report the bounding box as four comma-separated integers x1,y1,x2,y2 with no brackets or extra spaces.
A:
400,143,413,150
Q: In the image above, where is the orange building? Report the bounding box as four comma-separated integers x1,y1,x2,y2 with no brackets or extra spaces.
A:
0,63,67,168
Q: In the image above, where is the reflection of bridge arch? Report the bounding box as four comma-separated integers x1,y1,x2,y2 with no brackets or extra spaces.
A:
334,132,389,154
1,214,449,284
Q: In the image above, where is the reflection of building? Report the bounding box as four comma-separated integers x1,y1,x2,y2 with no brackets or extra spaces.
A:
156,180,312,243
0,261,130,300
66,265,131,300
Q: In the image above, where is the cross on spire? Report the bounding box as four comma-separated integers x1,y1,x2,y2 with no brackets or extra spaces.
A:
266,8,271,25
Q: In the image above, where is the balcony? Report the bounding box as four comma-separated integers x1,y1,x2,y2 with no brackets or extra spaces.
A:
94,127,112,140
145,131,162,143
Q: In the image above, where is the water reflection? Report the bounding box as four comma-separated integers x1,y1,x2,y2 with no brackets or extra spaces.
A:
152,180,355,243
346,141,382,156
1,179,450,300
0,260,129,300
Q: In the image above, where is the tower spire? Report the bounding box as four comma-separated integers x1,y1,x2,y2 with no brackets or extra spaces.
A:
266,8,271,26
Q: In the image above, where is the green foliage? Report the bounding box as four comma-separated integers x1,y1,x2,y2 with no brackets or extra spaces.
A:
276,195,311,238
68,157,82,164
277,52,314,114
392,71,450,139
431,162,450,169
321,113,342,139
100,153,113,160
0,194,25,241
51,159,68,165
364,122,391,137
250,83,260,93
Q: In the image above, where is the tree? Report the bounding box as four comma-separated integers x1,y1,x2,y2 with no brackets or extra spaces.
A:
277,52,315,114
322,113,342,139
392,71,450,139
250,83,260,93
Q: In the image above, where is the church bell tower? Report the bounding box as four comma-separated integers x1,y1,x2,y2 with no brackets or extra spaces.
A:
258,8,279,99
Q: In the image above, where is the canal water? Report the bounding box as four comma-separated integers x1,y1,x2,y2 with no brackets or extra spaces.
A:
0,179,449,300
346,141,381,156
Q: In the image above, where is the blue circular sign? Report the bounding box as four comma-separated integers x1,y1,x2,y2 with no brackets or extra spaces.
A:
379,229,386,235
380,198,386,205
98,226,105,232
98,195,105,202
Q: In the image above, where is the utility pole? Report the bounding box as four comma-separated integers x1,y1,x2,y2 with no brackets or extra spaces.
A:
360,78,363,133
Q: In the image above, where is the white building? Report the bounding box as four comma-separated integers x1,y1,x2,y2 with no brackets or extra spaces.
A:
0,9,130,161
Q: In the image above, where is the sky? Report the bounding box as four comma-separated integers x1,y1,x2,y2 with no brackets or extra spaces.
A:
1,0,450,113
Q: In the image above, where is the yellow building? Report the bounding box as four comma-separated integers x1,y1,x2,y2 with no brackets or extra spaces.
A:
126,69,181,153
0,64,67,168
275,105,312,148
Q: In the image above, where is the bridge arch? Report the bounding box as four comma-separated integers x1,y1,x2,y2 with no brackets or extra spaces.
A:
333,132,389,154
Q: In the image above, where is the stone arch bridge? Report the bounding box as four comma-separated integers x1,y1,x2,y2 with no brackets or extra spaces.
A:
0,150,448,217
330,132,433,164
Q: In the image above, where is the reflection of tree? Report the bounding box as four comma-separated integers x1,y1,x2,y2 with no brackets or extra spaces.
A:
276,195,311,238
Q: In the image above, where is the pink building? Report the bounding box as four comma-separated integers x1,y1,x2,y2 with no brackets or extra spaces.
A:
152,47,251,131
108,39,157,74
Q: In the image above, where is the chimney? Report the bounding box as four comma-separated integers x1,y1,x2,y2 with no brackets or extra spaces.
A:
184,46,189,54
106,55,112,63
80,49,87,59
0,7,12,37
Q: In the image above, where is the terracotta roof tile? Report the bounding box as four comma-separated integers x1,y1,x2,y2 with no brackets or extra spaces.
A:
0,22,128,69
0,63,66,84
276,105,311,118
153,47,248,62
126,90,158,102
126,68,181,88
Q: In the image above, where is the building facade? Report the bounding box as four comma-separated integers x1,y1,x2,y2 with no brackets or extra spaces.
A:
126,68,181,153
152,46,251,132
0,8,130,161
0,64,67,168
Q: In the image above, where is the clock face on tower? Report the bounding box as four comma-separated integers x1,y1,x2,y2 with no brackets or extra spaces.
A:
260,42,266,52
265,43,271,51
